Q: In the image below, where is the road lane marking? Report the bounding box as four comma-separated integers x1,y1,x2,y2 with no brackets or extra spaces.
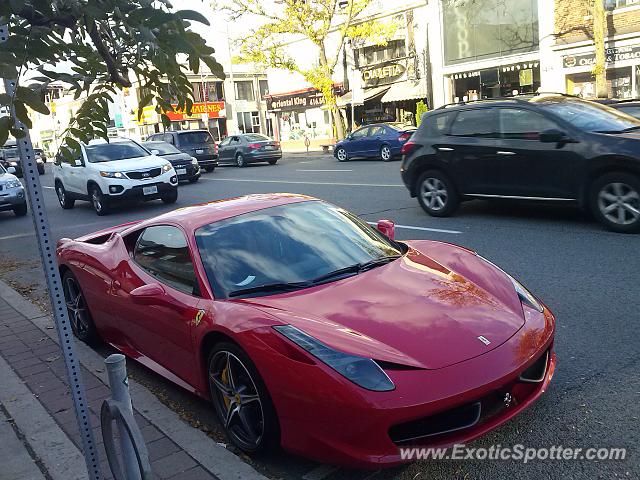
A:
296,169,353,172
0,232,35,241
199,178,404,187
0,221,119,241
43,186,54,189
366,221,462,234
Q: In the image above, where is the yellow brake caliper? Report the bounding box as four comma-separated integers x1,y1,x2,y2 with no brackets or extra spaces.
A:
221,365,231,409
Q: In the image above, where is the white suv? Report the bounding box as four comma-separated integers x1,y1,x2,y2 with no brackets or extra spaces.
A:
53,138,178,215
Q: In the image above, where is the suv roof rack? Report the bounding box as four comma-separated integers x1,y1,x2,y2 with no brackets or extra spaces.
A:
435,92,578,110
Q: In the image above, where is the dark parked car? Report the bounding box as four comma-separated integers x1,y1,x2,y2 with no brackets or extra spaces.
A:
609,100,640,120
1,142,45,175
334,123,416,162
146,130,218,172
144,141,201,183
401,94,640,233
217,133,281,167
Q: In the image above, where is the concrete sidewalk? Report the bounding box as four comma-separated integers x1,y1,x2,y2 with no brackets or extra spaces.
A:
0,279,268,480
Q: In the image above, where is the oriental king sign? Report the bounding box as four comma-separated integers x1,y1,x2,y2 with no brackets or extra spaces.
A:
361,59,408,88
165,101,226,121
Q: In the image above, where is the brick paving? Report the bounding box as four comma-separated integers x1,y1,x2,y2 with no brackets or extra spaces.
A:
0,297,219,480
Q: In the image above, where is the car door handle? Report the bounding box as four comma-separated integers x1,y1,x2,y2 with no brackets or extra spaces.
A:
437,147,454,151
497,151,516,155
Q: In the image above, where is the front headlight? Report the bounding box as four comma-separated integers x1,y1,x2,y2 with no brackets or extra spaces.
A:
274,325,395,391
476,254,543,312
191,157,198,165
5,179,21,189
162,163,173,173
99,171,125,179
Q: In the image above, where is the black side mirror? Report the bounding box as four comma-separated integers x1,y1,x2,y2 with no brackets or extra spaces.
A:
540,129,570,143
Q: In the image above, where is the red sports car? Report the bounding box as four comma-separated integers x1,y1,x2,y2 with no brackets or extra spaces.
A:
57,194,556,468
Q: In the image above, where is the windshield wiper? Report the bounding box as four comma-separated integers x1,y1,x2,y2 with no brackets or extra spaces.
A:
358,255,402,272
310,255,402,285
620,126,640,133
598,126,640,134
228,281,310,298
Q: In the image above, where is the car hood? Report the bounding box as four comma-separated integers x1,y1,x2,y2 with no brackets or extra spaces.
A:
0,172,19,183
92,155,167,172
159,153,193,164
241,241,526,370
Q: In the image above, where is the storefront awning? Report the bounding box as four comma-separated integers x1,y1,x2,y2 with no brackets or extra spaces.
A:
337,85,390,108
381,80,427,103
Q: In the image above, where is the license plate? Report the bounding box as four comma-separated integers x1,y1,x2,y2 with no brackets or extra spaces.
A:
176,168,187,175
143,186,158,195
264,146,274,150
196,149,204,154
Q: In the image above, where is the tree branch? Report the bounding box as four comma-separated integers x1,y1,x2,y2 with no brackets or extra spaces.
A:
85,17,132,87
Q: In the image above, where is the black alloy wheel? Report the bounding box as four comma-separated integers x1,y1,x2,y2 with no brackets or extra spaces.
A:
62,271,99,344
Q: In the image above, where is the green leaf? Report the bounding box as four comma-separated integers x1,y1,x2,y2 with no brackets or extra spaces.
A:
175,10,210,25
0,63,18,78
14,101,32,129
202,56,225,79
10,127,26,139
16,86,50,115
66,137,81,152
137,93,154,121
0,93,11,105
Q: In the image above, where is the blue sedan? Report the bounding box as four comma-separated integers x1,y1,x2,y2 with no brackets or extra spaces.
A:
334,123,416,162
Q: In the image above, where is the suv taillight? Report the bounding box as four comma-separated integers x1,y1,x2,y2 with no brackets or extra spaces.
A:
213,143,218,154
400,141,420,156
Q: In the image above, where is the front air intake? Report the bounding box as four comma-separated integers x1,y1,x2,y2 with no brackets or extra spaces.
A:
519,350,549,383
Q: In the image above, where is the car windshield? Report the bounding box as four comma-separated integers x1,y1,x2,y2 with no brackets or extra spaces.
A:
244,134,270,142
178,132,213,144
0,164,6,174
195,201,403,298
535,98,640,133
2,147,19,159
84,141,149,163
145,142,181,155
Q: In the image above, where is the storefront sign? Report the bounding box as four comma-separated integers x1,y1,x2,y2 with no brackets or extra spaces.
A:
361,61,407,88
165,102,226,121
563,44,640,68
266,89,325,111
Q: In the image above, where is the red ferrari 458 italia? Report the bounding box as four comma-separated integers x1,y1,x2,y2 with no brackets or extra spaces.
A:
57,194,555,468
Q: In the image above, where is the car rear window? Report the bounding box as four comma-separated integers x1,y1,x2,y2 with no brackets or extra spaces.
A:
178,132,214,144
244,134,270,142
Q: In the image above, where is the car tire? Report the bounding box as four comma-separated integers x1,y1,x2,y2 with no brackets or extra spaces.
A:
380,145,392,162
208,342,279,454
268,159,278,165
335,147,348,162
236,153,247,168
162,188,178,204
61,270,100,345
56,182,75,209
417,170,460,217
590,172,640,233
204,165,215,173
12,203,27,217
90,185,109,216
38,164,45,175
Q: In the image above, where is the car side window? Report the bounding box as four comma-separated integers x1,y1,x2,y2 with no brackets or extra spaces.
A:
133,226,199,296
368,126,385,137
423,112,453,137
230,136,241,145
449,108,498,138
352,127,369,139
163,134,175,144
499,108,559,140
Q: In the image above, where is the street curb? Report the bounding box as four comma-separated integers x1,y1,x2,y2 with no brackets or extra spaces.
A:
0,279,269,480
0,354,87,480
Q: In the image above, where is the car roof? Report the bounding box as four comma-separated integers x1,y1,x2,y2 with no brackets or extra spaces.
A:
434,93,582,112
127,193,318,233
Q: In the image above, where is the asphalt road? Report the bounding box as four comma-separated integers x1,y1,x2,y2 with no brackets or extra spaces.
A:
0,154,638,480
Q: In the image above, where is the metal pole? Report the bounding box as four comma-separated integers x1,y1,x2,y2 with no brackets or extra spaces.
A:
105,354,141,480
0,20,101,480
226,23,236,135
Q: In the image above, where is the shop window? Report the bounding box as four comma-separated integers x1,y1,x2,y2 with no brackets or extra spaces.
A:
357,40,407,67
604,0,640,10
498,108,558,140
259,80,269,99
237,111,260,134
567,68,633,99
442,0,538,65
235,81,255,101
449,109,499,137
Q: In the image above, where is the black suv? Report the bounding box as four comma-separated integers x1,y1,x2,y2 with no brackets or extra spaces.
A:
147,130,218,172
401,94,640,233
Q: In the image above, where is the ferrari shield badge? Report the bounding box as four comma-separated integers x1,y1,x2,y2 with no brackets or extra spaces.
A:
193,309,205,327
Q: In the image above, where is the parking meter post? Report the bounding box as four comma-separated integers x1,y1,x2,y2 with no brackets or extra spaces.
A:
0,20,102,480
105,354,142,480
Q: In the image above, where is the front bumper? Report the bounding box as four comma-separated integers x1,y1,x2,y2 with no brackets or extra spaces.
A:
247,306,556,468
173,163,201,181
0,186,26,211
104,180,177,203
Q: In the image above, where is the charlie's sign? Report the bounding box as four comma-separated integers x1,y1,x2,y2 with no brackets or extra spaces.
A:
362,61,407,87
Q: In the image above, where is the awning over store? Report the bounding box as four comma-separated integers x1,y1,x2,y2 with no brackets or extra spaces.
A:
337,85,390,107
381,80,427,103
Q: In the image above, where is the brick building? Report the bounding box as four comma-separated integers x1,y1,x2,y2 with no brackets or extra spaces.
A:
547,0,640,98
